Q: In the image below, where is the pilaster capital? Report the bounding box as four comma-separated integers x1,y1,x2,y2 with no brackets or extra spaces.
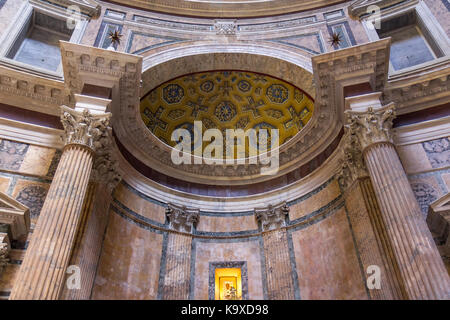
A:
255,202,289,232
345,104,396,150
60,106,111,151
337,132,369,190
91,126,122,193
165,204,199,234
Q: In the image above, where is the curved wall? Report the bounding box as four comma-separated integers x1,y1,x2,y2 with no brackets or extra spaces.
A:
91,177,368,300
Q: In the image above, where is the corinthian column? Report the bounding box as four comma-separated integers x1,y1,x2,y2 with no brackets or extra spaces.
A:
338,132,406,300
255,202,295,300
60,125,121,300
346,105,450,300
10,106,111,300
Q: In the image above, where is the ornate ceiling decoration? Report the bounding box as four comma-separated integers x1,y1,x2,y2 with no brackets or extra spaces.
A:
101,0,347,18
140,71,314,158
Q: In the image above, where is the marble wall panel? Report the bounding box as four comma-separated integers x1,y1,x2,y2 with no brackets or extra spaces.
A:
11,180,49,225
289,179,341,221
291,208,367,300
0,176,10,193
196,214,258,233
92,210,164,300
397,143,433,174
113,183,166,224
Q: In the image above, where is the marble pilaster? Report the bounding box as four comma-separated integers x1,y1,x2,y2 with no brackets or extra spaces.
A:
161,204,199,300
255,203,295,300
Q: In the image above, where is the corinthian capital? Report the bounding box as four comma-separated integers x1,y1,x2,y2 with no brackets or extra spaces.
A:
255,202,289,232
60,106,111,150
166,204,199,234
345,104,396,150
337,132,368,190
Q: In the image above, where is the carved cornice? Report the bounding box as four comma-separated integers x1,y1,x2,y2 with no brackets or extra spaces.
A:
0,193,30,241
60,106,111,150
384,68,450,113
254,202,289,232
0,66,69,115
345,104,397,150
337,132,368,190
214,20,237,35
312,39,391,124
40,0,101,18
165,204,199,234
348,0,407,18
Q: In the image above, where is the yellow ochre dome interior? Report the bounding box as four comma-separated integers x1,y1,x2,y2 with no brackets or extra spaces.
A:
140,71,314,157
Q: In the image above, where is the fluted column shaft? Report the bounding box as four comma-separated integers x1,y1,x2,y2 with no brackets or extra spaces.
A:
60,182,112,300
10,107,111,300
162,233,192,300
364,142,449,299
161,204,198,300
347,105,450,299
10,144,94,299
262,229,295,300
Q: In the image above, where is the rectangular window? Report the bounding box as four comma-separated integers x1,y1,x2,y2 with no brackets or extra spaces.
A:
5,11,73,72
375,10,444,71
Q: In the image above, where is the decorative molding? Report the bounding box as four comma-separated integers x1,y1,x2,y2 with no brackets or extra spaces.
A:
214,20,237,35
312,38,391,125
94,0,345,19
394,116,450,146
384,69,450,113
117,127,344,212
0,118,63,149
254,202,289,232
345,104,397,150
337,132,368,190
165,204,199,234
0,66,69,115
60,105,111,150
91,126,121,193
39,0,101,18
120,42,342,186
0,192,30,240
348,0,408,18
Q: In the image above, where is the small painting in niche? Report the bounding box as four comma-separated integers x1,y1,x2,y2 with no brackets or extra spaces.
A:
215,268,242,300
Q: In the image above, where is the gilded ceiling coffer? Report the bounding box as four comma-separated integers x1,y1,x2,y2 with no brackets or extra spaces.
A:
254,202,289,232
10,106,111,300
166,204,200,234
346,104,450,299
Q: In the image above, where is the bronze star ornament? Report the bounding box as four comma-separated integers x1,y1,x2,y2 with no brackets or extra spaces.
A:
108,30,123,46
329,32,342,48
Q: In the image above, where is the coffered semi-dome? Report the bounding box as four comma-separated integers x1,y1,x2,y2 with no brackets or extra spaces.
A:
140,71,314,158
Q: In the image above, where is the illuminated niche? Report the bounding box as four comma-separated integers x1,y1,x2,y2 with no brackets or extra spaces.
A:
209,261,248,300
215,268,242,300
